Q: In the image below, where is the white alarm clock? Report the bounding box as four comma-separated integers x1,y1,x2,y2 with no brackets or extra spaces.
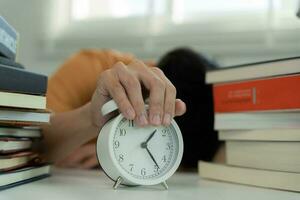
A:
96,100,184,189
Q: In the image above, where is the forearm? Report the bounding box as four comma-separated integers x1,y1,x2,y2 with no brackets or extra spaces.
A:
41,103,100,163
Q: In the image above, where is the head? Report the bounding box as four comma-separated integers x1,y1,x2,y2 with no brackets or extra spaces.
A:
157,47,220,168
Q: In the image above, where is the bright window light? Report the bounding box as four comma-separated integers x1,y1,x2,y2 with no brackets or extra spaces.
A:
70,0,299,25
71,0,90,20
172,0,270,23
71,0,149,20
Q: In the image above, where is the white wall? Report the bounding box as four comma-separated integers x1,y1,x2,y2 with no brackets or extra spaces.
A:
0,0,69,75
1,0,300,76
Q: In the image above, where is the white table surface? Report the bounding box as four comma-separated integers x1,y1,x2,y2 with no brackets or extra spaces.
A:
1,168,299,200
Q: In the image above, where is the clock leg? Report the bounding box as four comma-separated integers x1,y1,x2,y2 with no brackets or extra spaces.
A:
161,181,168,190
113,176,123,190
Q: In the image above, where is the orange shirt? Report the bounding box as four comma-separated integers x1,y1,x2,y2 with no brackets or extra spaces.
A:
46,49,136,112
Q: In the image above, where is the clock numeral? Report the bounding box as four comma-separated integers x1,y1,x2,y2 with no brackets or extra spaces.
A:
118,154,124,162
129,164,134,172
161,129,167,137
119,129,126,136
166,143,173,150
162,155,167,163
141,168,146,176
128,120,134,127
114,140,120,149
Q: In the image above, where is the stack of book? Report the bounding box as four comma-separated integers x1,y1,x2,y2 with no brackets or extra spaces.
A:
199,56,300,192
0,16,50,190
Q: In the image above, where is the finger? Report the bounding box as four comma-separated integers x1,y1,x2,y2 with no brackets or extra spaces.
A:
151,67,176,126
148,76,165,126
115,64,148,126
76,144,98,169
101,67,136,120
80,155,99,169
56,143,96,167
58,155,82,167
175,99,186,116
56,149,86,167
133,64,165,126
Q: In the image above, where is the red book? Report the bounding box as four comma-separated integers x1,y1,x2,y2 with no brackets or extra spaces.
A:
213,74,300,113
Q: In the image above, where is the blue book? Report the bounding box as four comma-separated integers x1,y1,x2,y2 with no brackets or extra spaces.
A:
0,56,23,69
0,16,18,60
0,64,47,95
0,164,51,190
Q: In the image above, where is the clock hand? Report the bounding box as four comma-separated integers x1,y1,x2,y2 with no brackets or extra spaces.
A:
141,129,160,168
141,129,157,149
145,146,160,169
145,129,157,144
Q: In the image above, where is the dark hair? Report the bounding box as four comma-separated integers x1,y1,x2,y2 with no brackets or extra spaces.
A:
157,47,220,168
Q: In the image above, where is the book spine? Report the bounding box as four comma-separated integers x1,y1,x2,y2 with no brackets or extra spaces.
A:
0,121,48,127
213,74,300,113
0,64,47,95
0,56,24,69
0,16,17,60
198,161,300,192
218,130,300,141
225,141,300,173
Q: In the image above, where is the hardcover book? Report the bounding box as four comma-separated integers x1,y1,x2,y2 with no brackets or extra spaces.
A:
213,74,300,113
0,108,50,126
0,138,32,154
206,56,300,84
199,161,300,192
215,111,300,130
0,16,18,60
218,129,300,141
0,127,41,138
0,91,46,110
0,152,37,171
0,64,47,95
0,165,51,190
226,141,300,173
0,56,23,69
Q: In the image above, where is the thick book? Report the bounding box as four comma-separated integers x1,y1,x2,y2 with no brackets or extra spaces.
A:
0,91,46,110
215,112,300,130
0,164,51,190
0,138,32,154
0,56,23,69
0,64,47,95
0,127,41,138
0,108,50,126
226,141,300,173
206,56,300,84
219,129,300,141
198,161,300,192
0,152,37,171
213,74,300,113
0,16,18,60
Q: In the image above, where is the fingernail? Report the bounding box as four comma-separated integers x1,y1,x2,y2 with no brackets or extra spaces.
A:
138,114,148,126
151,114,161,125
163,114,171,125
125,108,135,119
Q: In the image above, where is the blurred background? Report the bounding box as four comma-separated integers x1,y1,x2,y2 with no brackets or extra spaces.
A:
0,0,300,75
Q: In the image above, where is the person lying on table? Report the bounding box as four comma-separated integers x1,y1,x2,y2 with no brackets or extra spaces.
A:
42,48,220,169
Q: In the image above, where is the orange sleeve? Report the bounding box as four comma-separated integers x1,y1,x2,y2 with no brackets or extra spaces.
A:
46,49,135,113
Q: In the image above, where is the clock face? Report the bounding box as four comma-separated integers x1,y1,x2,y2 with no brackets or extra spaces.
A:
112,118,180,181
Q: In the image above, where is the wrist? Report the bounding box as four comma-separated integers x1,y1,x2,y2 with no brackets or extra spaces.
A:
79,102,101,137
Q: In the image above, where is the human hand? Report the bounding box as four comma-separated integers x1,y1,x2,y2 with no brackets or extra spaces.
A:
90,60,186,128
56,143,98,169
